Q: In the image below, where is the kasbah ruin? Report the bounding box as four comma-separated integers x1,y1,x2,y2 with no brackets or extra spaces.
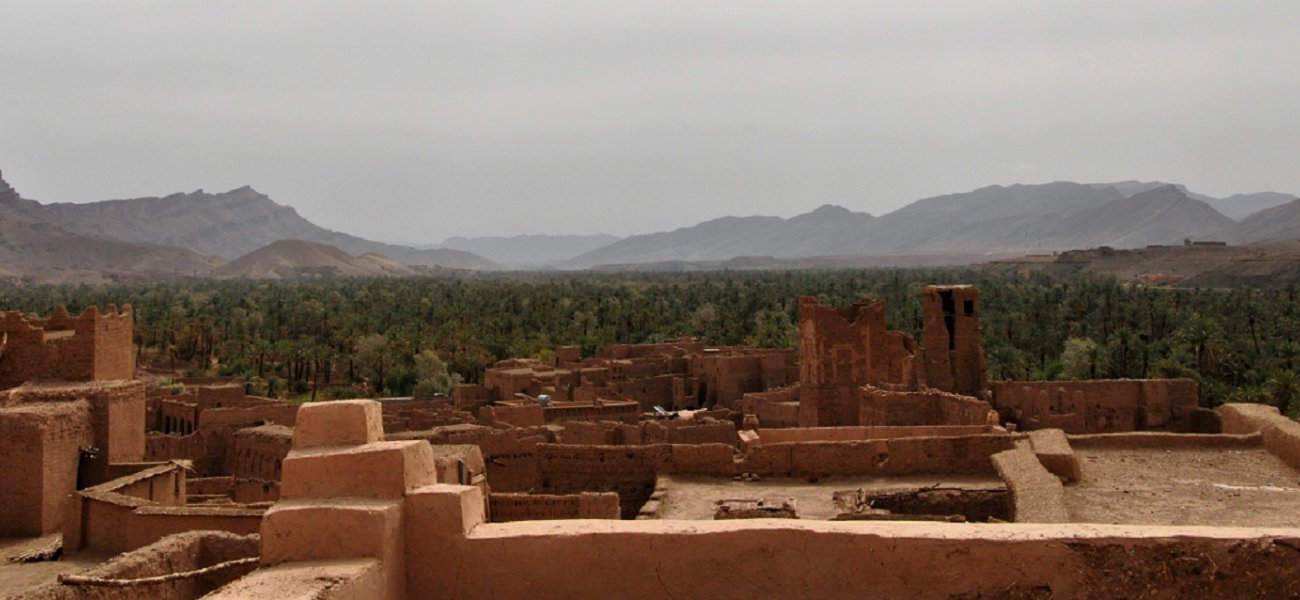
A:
2,286,1299,599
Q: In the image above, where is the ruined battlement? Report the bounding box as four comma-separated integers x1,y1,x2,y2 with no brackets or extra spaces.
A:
921,285,987,396
0,305,135,389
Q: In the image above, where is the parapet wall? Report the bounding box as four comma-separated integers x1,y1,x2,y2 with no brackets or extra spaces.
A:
415,518,1300,599
990,378,1199,433
488,492,620,522
0,305,134,389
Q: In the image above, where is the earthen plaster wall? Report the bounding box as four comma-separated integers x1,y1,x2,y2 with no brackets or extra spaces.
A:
921,285,987,395
488,492,620,522
858,386,995,427
21,531,259,600
0,400,93,536
413,517,1300,599
990,379,1199,433
225,424,293,481
0,306,134,389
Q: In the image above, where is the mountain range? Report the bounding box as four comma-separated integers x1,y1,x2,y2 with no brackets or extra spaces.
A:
564,182,1297,268
2,168,1299,282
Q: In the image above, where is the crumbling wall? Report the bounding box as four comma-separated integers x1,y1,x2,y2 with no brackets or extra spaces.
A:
858,386,994,427
21,531,259,600
797,297,921,427
741,386,801,428
990,379,1199,433
390,424,556,492
921,285,987,395
535,443,738,517
742,435,1015,478
0,305,134,389
488,492,620,522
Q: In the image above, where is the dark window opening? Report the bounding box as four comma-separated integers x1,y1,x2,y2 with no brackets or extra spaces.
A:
940,290,955,315
963,300,974,316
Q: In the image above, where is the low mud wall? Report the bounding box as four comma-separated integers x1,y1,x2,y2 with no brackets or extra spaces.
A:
488,492,619,522
1219,403,1300,470
23,531,258,600
413,517,1300,599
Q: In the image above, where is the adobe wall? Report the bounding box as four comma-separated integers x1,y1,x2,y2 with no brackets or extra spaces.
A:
741,386,801,428
3,380,146,486
1219,403,1300,470
796,297,920,427
198,403,299,432
225,424,293,481
488,492,620,522
990,379,1199,433
543,399,640,423
754,424,1000,443
692,351,796,410
554,418,738,447
0,400,93,536
389,424,556,492
160,397,199,434
0,305,134,389
536,443,739,517
145,431,221,474
921,285,987,395
67,465,264,555
743,434,1014,478
413,517,1300,599
21,531,259,600
858,386,995,427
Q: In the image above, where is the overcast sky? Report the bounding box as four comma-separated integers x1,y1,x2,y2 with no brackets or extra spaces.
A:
2,1,1299,243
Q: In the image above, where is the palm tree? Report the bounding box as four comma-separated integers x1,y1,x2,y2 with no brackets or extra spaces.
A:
1264,370,1300,417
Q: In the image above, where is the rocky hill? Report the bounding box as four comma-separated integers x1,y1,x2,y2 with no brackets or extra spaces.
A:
212,239,418,280
37,186,496,270
0,170,220,284
1225,198,1300,244
1207,192,1297,221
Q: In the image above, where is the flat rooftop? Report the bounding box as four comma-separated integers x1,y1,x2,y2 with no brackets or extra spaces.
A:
1065,446,1300,527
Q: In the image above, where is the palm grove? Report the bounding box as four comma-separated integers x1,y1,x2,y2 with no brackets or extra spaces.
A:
2,270,1297,416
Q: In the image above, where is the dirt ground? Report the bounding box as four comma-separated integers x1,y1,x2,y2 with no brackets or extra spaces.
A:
0,535,108,598
654,474,1006,520
1064,447,1300,527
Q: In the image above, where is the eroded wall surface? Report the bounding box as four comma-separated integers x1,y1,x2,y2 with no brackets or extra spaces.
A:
991,379,1199,433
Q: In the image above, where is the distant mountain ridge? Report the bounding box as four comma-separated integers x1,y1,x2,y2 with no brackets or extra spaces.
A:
571,180,1300,268
567,181,1274,268
435,233,621,266
0,170,220,284
35,186,496,270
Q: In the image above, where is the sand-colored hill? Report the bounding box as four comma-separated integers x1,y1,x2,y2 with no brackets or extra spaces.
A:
212,239,417,280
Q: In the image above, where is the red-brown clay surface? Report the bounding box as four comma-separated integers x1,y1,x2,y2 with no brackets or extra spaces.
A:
654,474,1005,520
1065,446,1300,527
0,536,108,598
